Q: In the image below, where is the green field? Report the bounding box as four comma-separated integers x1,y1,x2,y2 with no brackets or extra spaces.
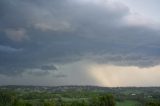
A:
117,100,140,106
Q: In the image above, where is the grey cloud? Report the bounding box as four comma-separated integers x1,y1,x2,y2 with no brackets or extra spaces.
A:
5,28,28,42
25,69,51,76
0,0,160,76
41,65,57,71
54,74,67,78
0,45,22,52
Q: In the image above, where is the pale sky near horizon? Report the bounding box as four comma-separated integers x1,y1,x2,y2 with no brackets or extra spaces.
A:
0,0,160,87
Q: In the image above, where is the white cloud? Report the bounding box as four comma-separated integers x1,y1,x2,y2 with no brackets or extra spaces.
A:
123,13,160,30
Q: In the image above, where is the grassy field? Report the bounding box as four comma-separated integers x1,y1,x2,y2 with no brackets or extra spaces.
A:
116,100,140,106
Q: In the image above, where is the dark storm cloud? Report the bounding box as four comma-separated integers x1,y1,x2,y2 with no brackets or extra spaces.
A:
0,0,160,75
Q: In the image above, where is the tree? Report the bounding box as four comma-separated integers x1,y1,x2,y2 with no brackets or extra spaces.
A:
145,101,160,106
100,94,115,106
0,91,15,106
90,94,115,106
44,100,56,106
25,102,33,106
70,100,88,106
12,99,26,106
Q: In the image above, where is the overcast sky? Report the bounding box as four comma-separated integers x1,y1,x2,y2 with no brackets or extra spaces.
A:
0,0,160,87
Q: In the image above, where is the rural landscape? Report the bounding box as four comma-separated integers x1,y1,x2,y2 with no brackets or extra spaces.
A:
1,0,160,106
0,86,160,106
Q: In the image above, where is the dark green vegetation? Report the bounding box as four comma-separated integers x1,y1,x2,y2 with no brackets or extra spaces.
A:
0,86,160,106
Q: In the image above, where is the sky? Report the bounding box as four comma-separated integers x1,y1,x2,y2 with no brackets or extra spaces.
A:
0,0,160,87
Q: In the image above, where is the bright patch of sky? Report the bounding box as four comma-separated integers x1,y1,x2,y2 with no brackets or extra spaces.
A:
112,0,160,22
